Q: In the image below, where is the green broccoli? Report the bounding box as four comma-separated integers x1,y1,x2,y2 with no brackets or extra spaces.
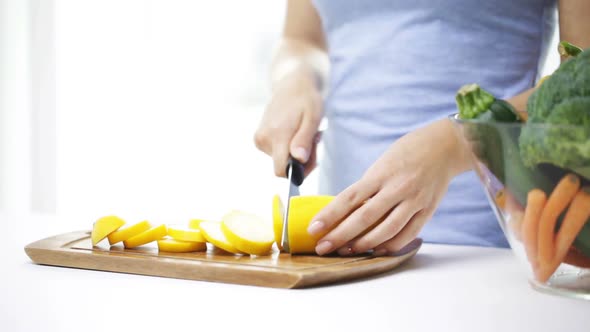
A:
456,84,521,122
520,47,590,178
455,43,590,260
455,84,556,201
559,40,583,58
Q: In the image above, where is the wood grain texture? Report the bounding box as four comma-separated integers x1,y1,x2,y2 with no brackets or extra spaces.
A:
25,231,421,289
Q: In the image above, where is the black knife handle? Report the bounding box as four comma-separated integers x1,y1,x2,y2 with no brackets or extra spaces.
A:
287,157,305,186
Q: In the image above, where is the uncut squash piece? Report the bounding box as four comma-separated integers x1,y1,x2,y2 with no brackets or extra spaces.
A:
188,219,204,229
199,221,243,254
123,224,167,248
157,237,207,253
221,210,274,255
272,195,285,250
273,195,334,254
91,216,126,246
167,225,206,243
108,220,151,245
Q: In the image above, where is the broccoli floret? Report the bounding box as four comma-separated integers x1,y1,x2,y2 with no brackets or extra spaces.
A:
456,84,521,122
456,84,496,119
559,41,583,58
520,48,590,175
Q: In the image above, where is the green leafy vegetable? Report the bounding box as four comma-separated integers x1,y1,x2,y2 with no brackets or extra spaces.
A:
455,84,556,202
457,84,522,122
559,41,583,58
520,46,590,179
456,42,590,258
456,84,496,119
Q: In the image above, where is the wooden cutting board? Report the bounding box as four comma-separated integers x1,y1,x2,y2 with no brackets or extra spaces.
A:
25,231,421,289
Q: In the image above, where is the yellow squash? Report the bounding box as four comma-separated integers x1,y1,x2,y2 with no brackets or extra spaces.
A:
273,195,334,254
199,221,243,254
91,215,126,246
107,220,151,245
123,224,167,248
167,226,206,243
221,210,274,255
188,219,204,229
272,195,285,250
157,237,207,253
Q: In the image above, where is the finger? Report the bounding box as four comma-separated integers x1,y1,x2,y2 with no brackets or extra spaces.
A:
253,129,272,155
337,241,358,256
350,200,419,254
304,144,318,177
309,180,378,233
303,132,322,177
373,208,433,256
319,189,404,256
271,142,291,177
290,110,321,163
311,183,383,256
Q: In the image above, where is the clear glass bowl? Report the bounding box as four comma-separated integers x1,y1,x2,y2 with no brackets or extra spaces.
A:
450,114,590,300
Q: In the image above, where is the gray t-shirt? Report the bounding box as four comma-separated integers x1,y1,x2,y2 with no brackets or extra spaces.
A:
313,0,557,247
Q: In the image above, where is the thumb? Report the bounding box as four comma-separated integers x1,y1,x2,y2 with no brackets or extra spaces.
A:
290,111,321,163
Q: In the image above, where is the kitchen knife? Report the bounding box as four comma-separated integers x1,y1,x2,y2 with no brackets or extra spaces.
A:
281,157,305,253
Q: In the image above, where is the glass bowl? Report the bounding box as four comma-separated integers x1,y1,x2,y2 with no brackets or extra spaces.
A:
450,114,590,300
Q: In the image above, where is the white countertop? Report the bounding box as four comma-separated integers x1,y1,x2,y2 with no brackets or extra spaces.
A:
2,213,589,332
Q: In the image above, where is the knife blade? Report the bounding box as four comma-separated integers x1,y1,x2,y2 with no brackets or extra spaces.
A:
281,157,305,253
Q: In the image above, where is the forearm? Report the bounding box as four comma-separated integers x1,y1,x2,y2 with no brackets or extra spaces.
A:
270,39,330,93
505,87,535,112
443,118,474,176
559,0,590,53
413,118,474,176
506,0,590,113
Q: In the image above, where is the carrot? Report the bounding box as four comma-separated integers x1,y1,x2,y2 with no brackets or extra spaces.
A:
554,187,590,264
495,189,506,210
516,110,528,122
521,189,547,273
537,174,580,268
563,246,590,268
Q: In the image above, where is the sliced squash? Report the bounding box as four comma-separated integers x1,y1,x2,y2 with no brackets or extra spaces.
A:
199,221,243,254
167,226,206,243
123,224,167,249
91,215,126,246
157,237,207,253
221,210,274,255
107,220,151,245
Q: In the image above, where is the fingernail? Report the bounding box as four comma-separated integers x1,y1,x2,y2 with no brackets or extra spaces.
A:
373,249,387,257
293,147,309,162
315,241,333,255
307,220,324,235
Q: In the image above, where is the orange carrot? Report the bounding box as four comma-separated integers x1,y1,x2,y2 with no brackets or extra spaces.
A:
495,189,506,210
521,189,547,274
537,174,580,268
563,246,590,268
516,110,528,122
554,187,590,265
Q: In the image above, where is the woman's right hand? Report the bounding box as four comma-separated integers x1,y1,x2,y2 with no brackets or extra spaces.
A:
254,67,323,177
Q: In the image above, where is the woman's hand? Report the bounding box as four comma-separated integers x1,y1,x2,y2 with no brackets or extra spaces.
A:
254,67,323,177
307,119,472,256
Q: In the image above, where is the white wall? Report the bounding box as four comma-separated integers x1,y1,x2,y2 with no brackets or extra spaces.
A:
0,1,562,224
0,0,33,213
55,0,293,226
30,0,57,213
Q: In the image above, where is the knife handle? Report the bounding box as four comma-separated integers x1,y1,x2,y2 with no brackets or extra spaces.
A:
287,157,305,186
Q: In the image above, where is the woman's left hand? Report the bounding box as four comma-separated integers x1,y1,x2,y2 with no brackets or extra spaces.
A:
307,118,472,256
